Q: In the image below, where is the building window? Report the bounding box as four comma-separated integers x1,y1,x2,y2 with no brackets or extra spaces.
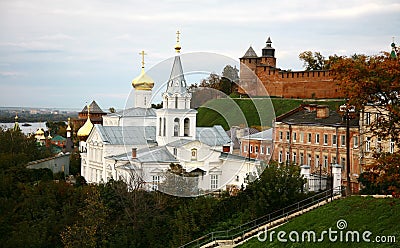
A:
323,134,328,145
191,148,197,161
332,134,337,146
307,154,312,166
376,137,382,153
286,131,290,141
353,136,359,148
250,145,253,153
266,147,271,155
211,174,219,190
163,118,166,136
175,96,178,109
260,146,264,154
184,118,190,136
341,135,346,147
323,155,328,168
159,118,162,136
365,112,371,125
300,153,304,165
285,151,290,163
332,156,337,164
279,151,283,163
341,157,346,168
307,133,312,143
366,137,371,152
300,132,304,143
244,145,248,152
315,134,320,144
173,148,177,156
390,139,395,153
293,132,297,142
152,175,160,190
174,118,180,136
255,146,259,153
279,131,283,141
315,155,320,167
293,152,297,164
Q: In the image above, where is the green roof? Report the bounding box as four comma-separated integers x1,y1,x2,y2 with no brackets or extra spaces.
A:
51,135,66,142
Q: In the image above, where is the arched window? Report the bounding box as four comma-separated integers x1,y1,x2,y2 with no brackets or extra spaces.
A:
184,118,190,136
159,117,162,136
191,148,197,161
174,118,180,136
163,118,166,136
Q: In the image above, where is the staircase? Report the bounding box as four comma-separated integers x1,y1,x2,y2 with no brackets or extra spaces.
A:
179,187,343,248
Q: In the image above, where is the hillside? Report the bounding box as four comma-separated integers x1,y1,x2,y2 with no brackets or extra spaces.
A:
196,98,344,130
238,196,400,248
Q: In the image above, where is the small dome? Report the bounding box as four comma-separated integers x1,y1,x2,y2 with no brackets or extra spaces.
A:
35,128,44,135
132,68,155,91
77,118,93,140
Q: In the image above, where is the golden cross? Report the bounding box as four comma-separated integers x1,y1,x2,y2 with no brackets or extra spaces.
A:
176,30,180,43
139,50,147,68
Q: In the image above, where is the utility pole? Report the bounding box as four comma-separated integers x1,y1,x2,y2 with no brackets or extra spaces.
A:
340,103,355,196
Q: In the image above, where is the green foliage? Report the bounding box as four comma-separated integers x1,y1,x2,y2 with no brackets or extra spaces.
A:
238,196,400,248
299,51,327,70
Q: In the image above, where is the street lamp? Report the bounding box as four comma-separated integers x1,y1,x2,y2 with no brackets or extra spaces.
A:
340,103,356,196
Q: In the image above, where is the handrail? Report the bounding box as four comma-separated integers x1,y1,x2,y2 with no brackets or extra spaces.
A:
179,186,342,248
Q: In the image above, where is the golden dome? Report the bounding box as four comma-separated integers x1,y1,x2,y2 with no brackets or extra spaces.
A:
132,68,154,91
77,117,93,140
36,128,44,135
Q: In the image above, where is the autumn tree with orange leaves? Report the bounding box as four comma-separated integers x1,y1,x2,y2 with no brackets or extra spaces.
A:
331,52,400,196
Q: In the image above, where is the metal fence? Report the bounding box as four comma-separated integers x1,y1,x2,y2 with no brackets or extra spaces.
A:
179,186,342,248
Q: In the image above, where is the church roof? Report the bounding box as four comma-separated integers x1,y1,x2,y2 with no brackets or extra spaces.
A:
51,135,66,142
81,100,106,114
166,139,194,148
242,46,258,58
166,55,188,95
196,125,231,146
108,146,178,164
107,107,156,117
95,125,156,145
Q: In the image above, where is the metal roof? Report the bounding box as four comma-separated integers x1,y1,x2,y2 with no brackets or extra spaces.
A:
242,46,258,58
166,55,188,95
166,139,193,148
107,107,156,117
95,125,156,145
108,146,178,164
196,125,231,146
241,128,273,141
81,100,106,114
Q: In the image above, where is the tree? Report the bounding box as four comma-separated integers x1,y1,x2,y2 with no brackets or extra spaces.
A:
331,52,400,196
331,52,400,144
299,51,326,70
109,107,116,113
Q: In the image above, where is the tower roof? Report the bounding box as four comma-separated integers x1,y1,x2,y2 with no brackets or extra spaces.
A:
263,37,274,49
81,100,105,114
166,32,187,95
242,46,258,58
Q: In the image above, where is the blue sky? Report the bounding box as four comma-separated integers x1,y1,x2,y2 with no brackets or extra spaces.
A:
0,0,399,110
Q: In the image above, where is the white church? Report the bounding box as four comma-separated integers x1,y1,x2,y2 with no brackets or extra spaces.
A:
78,34,261,195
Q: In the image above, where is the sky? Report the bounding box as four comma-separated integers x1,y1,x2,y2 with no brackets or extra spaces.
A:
0,0,399,110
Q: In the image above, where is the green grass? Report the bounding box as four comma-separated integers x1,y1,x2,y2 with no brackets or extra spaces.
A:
238,196,400,248
196,98,344,130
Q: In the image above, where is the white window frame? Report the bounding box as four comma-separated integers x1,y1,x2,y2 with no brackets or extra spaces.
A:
293,132,297,142
323,134,328,145
332,134,337,146
152,175,160,190
390,139,395,153
307,133,312,143
315,134,320,144
211,174,219,190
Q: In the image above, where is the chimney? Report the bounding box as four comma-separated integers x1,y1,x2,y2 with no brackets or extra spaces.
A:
132,148,137,158
316,105,329,118
223,145,230,153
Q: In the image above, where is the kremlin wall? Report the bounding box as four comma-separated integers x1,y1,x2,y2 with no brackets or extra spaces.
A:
238,37,342,99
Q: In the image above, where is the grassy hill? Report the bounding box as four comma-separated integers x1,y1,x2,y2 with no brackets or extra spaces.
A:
238,196,400,248
196,98,344,130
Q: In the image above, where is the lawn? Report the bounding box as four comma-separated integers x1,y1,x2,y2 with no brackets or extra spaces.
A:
196,98,344,130
238,196,400,248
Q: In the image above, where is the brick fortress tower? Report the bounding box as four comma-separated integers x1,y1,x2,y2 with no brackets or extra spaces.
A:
238,37,342,99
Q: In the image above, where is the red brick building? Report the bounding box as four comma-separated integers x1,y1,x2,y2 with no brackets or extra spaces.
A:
239,128,273,161
238,37,342,99
273,104,360,192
